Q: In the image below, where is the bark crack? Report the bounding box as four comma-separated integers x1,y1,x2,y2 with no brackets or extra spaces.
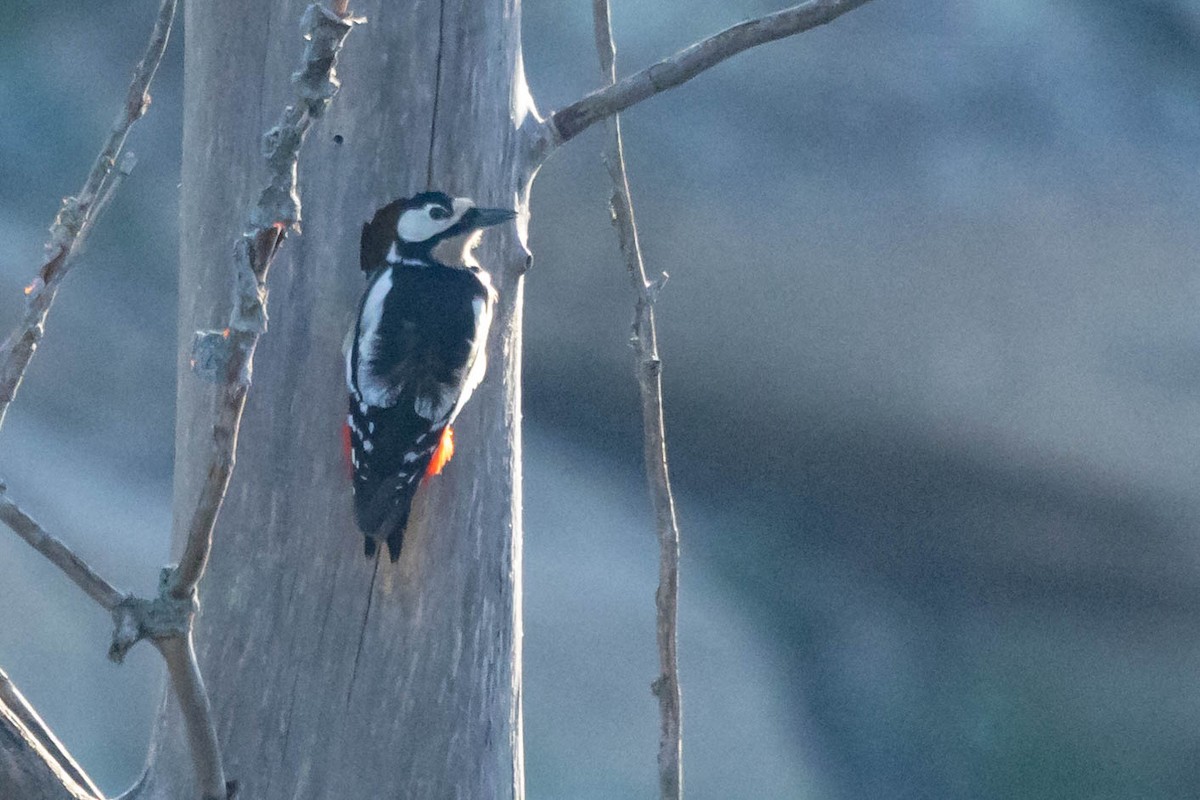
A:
425,0,446,188
346,555,381,704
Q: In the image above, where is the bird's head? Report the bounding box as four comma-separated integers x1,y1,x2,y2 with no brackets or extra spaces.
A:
360,191,516,271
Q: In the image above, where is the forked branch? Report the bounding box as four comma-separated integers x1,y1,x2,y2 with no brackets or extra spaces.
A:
169,3,361,600
548,0,874,149
592,2,684,797
0,0,177,434
0,5,360,800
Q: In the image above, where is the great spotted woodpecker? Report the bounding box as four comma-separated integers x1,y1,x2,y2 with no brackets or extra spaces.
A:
346,192,513,561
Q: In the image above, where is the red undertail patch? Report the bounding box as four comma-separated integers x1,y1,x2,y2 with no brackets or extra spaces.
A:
341,421,354,478
425,426,455,480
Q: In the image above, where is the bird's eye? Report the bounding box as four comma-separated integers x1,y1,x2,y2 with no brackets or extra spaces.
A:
429,206,451,220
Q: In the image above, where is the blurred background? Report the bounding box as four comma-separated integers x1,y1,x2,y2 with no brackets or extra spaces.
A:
3,0,1200,797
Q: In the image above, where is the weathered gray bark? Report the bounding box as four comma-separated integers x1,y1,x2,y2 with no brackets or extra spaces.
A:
139,2,533,797
1,0,886,796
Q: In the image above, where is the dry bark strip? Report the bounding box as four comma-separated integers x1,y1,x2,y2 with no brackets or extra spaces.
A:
591,2,685,797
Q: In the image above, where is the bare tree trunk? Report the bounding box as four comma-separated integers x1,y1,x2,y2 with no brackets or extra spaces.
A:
139,2,532,797
0,0,879,796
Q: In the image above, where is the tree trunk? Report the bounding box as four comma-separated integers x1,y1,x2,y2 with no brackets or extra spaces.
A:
141,1,532,796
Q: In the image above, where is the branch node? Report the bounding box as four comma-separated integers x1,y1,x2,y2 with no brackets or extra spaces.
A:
249,7,359,233
645,62,672,92
22,278,47,305
229,237,270,334
191,329,241,383
646,271,669,304
108,568,196,663
297,2,361,100
47,197,86,253
295,8,358,143
129,89,152,120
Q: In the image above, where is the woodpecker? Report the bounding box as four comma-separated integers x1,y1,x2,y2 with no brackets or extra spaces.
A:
346,191,512,561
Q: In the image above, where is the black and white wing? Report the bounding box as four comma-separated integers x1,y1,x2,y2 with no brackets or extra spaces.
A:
345,265,494,560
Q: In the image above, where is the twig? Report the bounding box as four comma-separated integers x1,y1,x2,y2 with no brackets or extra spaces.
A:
0,0,177,434
592,3,683,798
548,0,874,148
169,3,361,600
0,488,125,612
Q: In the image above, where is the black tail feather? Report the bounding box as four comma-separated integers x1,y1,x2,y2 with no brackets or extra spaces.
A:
380,499,412,562
356,477,418,562
386,528,404,562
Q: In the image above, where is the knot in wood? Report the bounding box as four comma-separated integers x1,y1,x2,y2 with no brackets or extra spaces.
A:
47,197,85,250
108,570,197,663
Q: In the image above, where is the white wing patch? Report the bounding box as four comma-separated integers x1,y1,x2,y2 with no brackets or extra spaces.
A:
354,267,396,406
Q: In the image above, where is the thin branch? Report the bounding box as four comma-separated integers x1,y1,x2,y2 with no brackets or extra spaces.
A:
592,3,683,798
156,635,227,800
0,0,177,434
169,3,361,600
548,0,874,149
0,488,125,612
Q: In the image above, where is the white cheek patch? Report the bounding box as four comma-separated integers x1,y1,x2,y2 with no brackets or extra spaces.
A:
397,207,452,242
396,199,476,243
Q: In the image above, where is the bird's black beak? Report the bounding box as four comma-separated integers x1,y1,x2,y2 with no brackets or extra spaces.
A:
463,207,517,229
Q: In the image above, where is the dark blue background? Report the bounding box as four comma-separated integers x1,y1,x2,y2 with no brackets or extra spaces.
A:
3,1,1200,797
